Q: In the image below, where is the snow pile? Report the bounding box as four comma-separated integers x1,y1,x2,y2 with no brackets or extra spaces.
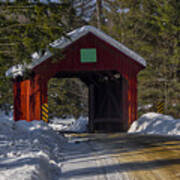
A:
49,117,88,133
49,117,75,132
128,112,180,136
5,64,24,78
64,117,88,133
0,112,65,180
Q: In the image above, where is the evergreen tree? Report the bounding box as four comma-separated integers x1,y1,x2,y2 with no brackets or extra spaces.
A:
0,0,85,115
48,78,88,119
1,0,179,119
102,0,180,117
0,0,81,65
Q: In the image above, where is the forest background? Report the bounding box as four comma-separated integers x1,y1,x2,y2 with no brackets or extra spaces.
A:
0,0,179,119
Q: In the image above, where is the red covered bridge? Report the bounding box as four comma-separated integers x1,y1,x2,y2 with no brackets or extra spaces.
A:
7,26,146,132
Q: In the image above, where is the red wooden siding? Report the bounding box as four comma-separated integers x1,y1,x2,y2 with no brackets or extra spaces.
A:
13,79,30,121
33,33,144,79
13,32,144,130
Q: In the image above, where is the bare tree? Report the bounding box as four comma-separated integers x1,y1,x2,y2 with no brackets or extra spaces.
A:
96,0,103,29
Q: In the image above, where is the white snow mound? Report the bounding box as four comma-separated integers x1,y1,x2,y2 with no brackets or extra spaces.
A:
128,112,180,136
49,116,88,133
49,117,75,132
64,117,88,133
0,111,65,180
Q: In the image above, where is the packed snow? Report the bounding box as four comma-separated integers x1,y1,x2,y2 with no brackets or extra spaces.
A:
0,111,65,180
0,111,180,179
49,117,88,133
0,111,88,180
128,112,180,136
63,117,88,133
48,117,75,132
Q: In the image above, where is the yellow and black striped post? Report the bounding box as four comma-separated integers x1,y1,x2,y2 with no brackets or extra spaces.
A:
41,103,49,123
156,102,164,114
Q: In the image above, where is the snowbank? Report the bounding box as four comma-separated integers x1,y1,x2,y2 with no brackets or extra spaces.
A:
128,112,180,136
63,117,88,133
49,117,88,133
49,117,75,132
0,112,65,180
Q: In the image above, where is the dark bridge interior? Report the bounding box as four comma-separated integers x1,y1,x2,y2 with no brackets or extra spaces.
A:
54,71,128,132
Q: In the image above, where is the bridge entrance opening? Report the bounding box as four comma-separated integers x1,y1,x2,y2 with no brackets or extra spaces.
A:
48,77,88,120
48,70,128,132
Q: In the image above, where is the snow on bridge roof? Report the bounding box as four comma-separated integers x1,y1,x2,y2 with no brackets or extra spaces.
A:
6,25,146,78
30,25,146,68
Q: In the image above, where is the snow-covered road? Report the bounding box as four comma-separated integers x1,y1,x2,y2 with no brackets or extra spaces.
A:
60,133,180,180
60,134,129,180
0,112,180,179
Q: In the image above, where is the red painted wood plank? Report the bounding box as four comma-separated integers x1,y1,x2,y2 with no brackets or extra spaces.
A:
13,32,144,128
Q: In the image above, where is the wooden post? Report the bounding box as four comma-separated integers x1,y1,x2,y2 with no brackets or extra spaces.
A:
13,80,21,121
127,76,137,126
40,80,48,122
13,79,31,121
122,77,129,130
30,75,48,121
88,84,95,132
13,75,48,121
41,80,48,106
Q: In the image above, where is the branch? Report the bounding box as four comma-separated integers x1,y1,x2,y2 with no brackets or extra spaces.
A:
0,43,18,46
0,23,63,32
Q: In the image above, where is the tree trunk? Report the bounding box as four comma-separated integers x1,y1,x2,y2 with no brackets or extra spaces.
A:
96,0,103,29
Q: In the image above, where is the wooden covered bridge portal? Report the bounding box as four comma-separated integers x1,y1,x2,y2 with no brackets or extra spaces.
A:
7,26,146,132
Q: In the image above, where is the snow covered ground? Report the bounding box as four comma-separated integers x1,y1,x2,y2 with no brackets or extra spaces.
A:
0,111,179,180
0,111,65,180
128,112,180,136
49,117,88,133
0,111,88,180
48,117,75,132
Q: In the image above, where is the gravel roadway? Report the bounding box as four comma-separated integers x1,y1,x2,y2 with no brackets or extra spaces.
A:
60,133,180,180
